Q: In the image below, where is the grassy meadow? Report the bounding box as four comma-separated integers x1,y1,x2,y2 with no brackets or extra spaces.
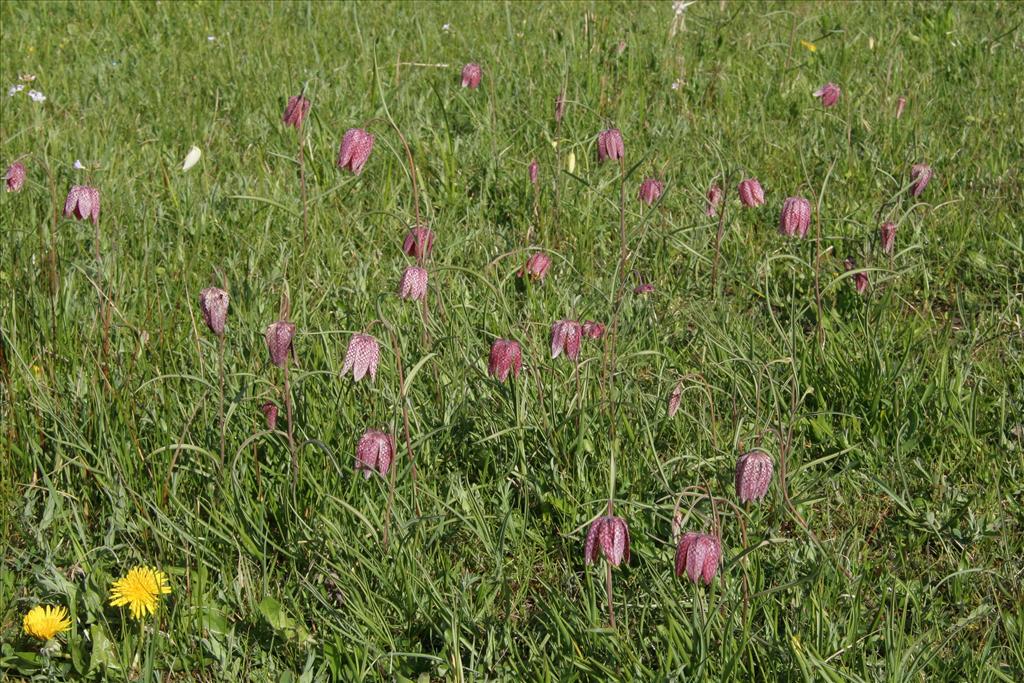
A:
2,0,1023,680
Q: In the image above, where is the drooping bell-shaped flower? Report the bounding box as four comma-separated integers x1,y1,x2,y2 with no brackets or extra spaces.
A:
554,90,566,123
634,282,655,295
550,320,582,361
737,178,764,207
402,225,435,261
63,185,100,224
198,287,229,337
282,95,311,129
735,448,773,503
638,177,664,205
461,63,482,89
529,159,539,186
398,266,428,301
895,96,907,119
582,321,605,339
879,222,897,255
355,429,395,479
265,321,296,368
674,532,722,585
488,339,522,382
4,162,26,192
813,82,841,108
520,251,551,280
779,196,811,238
667,384,682,418
597,128,625,162
844,257,869,294
705,184,723,216
584,515,631,567
910,164,933,197
341,333,381,382
337,128,375,175
260,402,278,430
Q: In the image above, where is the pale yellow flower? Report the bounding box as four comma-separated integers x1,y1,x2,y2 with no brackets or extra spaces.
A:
23,604,72,641
800,40,817,53
109,566,171,619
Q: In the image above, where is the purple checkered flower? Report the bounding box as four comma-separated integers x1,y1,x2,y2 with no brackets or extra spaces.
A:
198,287,229,337
63,185,100,224
356,429,395,479
337,128,375,175
735,449,773,503
265,321,296,368
342,333,381,382
584,515,630,567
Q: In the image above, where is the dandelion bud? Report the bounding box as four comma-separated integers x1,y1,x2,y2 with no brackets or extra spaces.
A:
735,448,773,503
63,185,100,224
337,128,375,175
488,339,522,382
554,90,566,123
638,177,664,205
4,162,26,192
403,225,435,261
356,429,395,479
265,321,296,368
341,333,381,382
674,532,722,585
550,320,582,361
667,384,682,418
529,159,539,185
584,515,630,567
705,184,723,216
283,95,311,129
895,96,907,119
737,178,764,207
260,402,278,430
813,82,841,108
461,63,482,89
520,251,551,280
597,128,625,162
910,164,933,197
779,196,811,238
844,257,869,294
398,266,428,301
581,321,605,339
198,287,229,337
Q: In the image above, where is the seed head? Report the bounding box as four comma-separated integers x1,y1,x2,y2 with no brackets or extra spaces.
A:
638,177,664,205
341,333,381,382
879,222,897,255
584,515,630,567
705,184,723,216
597,128,625,162
581,321,605,339
356,429,395,479
488,339,522,382
813,82,841,108
63,185,100,224
4,162,26,192
844,257,869,294
264,321,296,368
260,402,278,430
283,95,311,129
337,128,375,175
520,251,551,280
529,159,539,186
461,63,482,89
674,532,722,585
737,178,764,207
403,225,435,261
779,196,811,238
735,448,773,503
910,164,933,197
550,320,582,361
398,266,428,301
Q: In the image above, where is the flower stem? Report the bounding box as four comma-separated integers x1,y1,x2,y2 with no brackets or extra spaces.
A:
711,179,729,295
218,333,226,468
284,357,296,495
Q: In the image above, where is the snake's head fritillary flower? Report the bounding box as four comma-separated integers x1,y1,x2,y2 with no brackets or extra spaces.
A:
109,566,172,620
520,251,551,280
879,222,897,256
584,515,630,567
597,128,625,162
198,287,229,337
779,196,812,238
844,257,869,294
337,128,375,175
356,429,395,479
735,448,773,503
398,266,428,301
555,90,566,122
813,82,841,108
705,184,723,216
342,333,381,382
638,177,664,205
896,96,907,119
461,63,482,89
22,605,71,641
265,321,296,368
4,162,26,192
529,159,539,186
674,532,721,585
403,225,435,261
550,320,582,361
667,383,682,418
737,178,764,207
63,185,100,224
260,401,278,431
634,282,655,295
283,95,311,129
910,164,933,197
488,339,522,382
582,321,605,339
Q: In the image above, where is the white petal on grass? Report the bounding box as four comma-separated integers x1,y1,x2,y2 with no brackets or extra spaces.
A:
8,84,25,96
182,146,202,171
73,160,85,170
28,90,46,102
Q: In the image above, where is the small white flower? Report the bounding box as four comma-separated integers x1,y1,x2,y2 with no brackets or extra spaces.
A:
8,84,25,97
442,23,451,32
207,35,216,42
673,1,696,16
182,145,202,171
28,90,46,103
73,160,85,170
671,81,680,90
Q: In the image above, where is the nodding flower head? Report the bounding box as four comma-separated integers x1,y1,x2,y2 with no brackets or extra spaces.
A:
896,96,907,119
461,63,482,89
844,257,869,294
488,339,522,382
737,178,764,207
260,402,278,431
667,383,682,418
520,251,551,280
198,287,229,337
550,320,582,361
4,162,26,192
674,532,722,585
634,282,655,295
63,185,100,224
779,196,812,238
341,333,381,382
282,95,311,129
705,184,723,216
356,429,395,479
879,222,897,255
638,177,664,205
403,225,435,261
529,159,539,185
582,320,605,339
337,128,375,175
813,82,841,108
910,164,933,197
554,90,566,123
597,128,625,162
584,515,631,567
735,448,773,503
398,266,428,301
264,321,296,368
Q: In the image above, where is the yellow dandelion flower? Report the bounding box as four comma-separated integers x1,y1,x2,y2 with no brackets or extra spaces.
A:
109,566,171,619
23,605,72,641
800,40,817,53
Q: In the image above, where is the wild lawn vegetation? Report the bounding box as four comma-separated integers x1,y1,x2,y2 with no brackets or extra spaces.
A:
2,1,1023,680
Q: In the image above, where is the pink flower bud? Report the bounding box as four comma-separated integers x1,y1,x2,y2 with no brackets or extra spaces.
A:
896,96,907,119
260,402,278,430
584,515,630,567
879,222,897,255
282,95,311,129
398,266,428,301
779,196,811,238
554,90,566,123
910,164,933,197
4,162,26,192
520,251,551,280
488,339,522,382
705,185,723,216
737,178,764,207
844,257,869,294
634,282,655,295
337,128,375,175
813,82,841,108
550,320,582,361
461,63,482,89
581,321,605,339
528,159,539,185
674,532,721,585
63,185,100,224
735,448,773,503
198,287,229,337
597,128,625,162
638,177,664,205
342,333,381,382
667,384,682,418
265,321,296,368
403,225,435,261
356,429,395,479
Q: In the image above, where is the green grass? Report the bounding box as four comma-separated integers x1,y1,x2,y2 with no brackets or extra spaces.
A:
2,0,1023,680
